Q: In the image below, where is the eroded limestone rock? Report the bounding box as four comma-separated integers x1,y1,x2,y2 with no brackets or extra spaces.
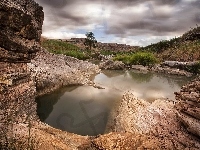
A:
175,76,200,137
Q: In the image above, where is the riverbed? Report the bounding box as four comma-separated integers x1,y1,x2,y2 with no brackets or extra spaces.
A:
36,70,193,136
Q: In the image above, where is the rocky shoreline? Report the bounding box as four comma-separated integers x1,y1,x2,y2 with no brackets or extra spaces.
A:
1,0,200,149
99,59,197,77
28,48,100,96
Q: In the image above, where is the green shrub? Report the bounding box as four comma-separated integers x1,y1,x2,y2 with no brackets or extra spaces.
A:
185,61,200,74
114,52,158,66
130,52,158,66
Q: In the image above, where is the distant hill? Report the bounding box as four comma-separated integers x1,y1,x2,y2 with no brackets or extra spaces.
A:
141,26,200,62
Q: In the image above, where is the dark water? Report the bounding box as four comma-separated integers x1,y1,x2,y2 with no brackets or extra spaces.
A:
36,70,193,136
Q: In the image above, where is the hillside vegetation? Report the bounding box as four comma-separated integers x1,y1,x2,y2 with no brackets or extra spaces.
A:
41,39,90,60
141,26,200,62
41,26,200,64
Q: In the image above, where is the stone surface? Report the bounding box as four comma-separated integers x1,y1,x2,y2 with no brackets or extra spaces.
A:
0,0,43,148
28,49,100,96
151,65,193,77
0,0,43,62
175,76,200,137
80,92,200,149
1,0,200,149
99,60,125,70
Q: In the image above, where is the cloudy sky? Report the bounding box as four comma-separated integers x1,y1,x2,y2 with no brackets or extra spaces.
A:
35,0,200,46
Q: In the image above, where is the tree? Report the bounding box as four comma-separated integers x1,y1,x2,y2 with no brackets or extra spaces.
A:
84,32,97,50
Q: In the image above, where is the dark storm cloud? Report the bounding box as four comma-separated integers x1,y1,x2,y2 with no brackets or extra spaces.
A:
155,0,182,5
35,0,200,43
105,0,200,36
36,0,73,8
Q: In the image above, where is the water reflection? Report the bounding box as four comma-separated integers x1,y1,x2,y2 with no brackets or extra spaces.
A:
36,86,79,121
94,70,193,101
128,70,153,83
37,70,193,136
37,85,121,136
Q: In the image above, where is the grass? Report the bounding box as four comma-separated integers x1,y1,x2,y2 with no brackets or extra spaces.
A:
41,39,90,60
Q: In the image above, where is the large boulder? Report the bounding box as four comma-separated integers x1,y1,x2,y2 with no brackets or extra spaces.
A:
99,60,125,70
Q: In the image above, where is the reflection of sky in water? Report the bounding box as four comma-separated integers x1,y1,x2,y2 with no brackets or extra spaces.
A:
37,85,121,136
37,70,192,136
94,70,192,101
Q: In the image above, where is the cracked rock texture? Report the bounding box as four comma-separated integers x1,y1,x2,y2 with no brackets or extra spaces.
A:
175,76,200,137
91,92,200,150
1,0,200,149
28,49,100,96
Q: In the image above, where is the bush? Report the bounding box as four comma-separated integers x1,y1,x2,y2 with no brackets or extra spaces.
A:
185,61,200,74
114,52,158,66
130,52,158,66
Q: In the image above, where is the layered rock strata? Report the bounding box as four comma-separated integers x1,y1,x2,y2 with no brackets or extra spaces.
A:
0,0,97,149
1,0,200,149
0,0,43,121
0,0,43,147
175,76,200,137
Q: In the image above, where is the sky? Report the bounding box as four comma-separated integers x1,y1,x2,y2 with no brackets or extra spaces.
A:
34,0,200,46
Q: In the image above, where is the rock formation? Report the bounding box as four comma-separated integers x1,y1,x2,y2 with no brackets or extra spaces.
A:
0,0,98,149
80,92,200,149
175,76,200,137
65,38,139,52
1,0,200,149
28,49,99,96
0,0,43,122
99,60,125,70
0,0,43,147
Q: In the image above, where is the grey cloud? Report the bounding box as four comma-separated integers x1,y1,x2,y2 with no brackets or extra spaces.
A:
35,0,199,43
35,0,72,8
105,0,199,36
155,0,182,5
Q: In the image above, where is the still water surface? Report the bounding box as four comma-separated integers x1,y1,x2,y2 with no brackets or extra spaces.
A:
37,70,192,136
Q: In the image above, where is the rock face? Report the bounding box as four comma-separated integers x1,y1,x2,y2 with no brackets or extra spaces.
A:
0,0,97,149
0,0,43,147
0,0,43,122
80,92,200,149
99,60,125,70
28,49,100,96
0,0,43,62
175,76,200,137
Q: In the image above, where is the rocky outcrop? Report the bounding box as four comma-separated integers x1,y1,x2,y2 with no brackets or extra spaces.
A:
80,92,200,149
0,0,98,149
99,60,125,70
151,65,193,77
0,0,43,122
0,0,43,148
1,0,200,149
28,49,100,96
65,38,139,52
175,76,200,137
0,0,43,62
